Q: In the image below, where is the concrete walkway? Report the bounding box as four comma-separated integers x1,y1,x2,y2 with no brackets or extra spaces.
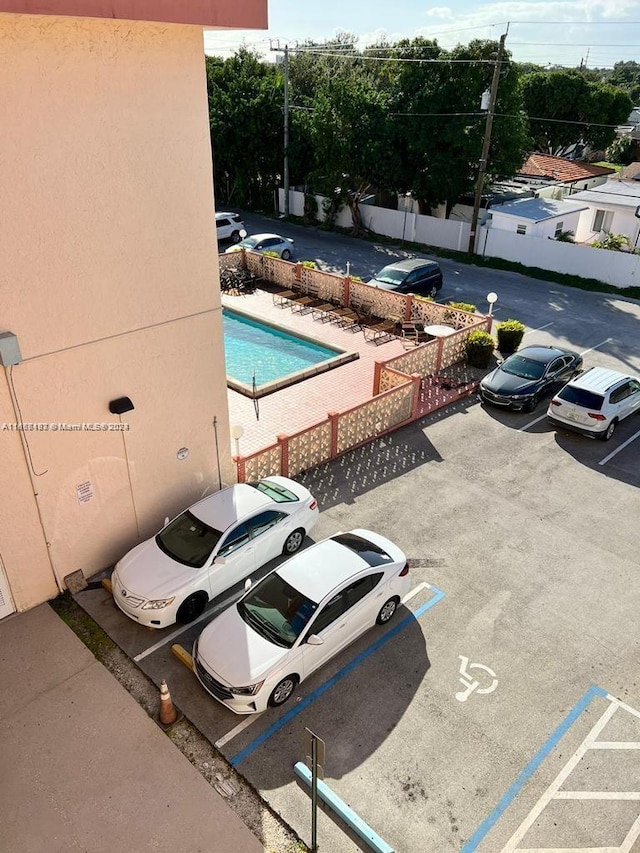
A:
0,604,263,853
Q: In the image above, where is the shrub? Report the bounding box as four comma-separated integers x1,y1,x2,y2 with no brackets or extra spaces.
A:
262,250,280,258
301,260,316,269
465,330,495,368
447,300,477,313
349,274,363,282
496,319,526,354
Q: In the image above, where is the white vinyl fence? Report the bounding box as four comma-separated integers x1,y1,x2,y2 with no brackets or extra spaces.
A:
279,189,640,290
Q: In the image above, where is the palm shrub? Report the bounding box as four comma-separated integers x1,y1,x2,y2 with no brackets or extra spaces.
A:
496,319,525,354
448,301,477,313
465,330,495,368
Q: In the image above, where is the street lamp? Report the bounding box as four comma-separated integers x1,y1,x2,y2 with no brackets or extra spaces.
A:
487,292,498,316
230,424,244,457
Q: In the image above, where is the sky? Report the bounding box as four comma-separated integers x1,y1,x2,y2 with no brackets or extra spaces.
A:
203,0,640,69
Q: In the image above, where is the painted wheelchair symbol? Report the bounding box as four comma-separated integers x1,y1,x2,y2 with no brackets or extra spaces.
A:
456,655,498,702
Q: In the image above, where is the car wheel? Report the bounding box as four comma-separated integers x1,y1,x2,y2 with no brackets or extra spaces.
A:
230,230,241,244
176,592,207,624
376,597,399,625
601,418,617,441
283,528,305,555
268,675,299,707
522,394,538,413
428,284,438,298
281,248,292,261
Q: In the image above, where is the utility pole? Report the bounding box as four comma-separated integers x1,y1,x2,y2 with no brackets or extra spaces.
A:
468,33,507,255
283,44,290,217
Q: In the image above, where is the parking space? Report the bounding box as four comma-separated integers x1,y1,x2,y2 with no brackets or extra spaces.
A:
77,305,640,851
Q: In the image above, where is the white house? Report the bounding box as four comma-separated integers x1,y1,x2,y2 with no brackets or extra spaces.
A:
488,197,589,240
569,180,640,246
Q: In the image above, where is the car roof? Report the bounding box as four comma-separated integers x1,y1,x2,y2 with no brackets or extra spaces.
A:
277,529,403,603
215,211,241,219
187,484,274,531
378,259,439,273
509,345,574,363
244,232,283,241
567,366,635,393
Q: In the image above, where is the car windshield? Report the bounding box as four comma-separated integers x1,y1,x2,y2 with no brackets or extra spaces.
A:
374,266,406,286
501,355,546,380
557,385,604,410
247,479,298,503
331,532,394,566
238,573,318,648
240,236,260,248
156,511,222,568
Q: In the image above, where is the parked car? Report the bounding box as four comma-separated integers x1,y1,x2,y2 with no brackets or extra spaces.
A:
215,212,244,244
193,529,410,714
479,345,583,412
369,258,443,298
111,477,319,628
225,233,294,260
547,366,640,440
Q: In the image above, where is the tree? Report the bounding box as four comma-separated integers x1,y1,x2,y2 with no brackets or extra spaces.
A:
520,69,632,153
608,61,640,104
388,38,530,214
206,49,283,209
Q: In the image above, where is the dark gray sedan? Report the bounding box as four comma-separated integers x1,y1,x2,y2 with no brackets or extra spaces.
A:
479,345,583,412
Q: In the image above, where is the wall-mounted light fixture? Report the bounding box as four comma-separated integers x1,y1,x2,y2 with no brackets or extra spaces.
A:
109,397,135,415
0,332,22,366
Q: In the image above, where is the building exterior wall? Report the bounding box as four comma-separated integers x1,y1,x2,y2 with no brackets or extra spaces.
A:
574,205,640,245
0,0,267,28
489,209,583,239
0,14,233,611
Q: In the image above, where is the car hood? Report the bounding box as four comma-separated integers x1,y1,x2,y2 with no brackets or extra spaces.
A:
114,538,199,599
481,368,538,395
197,606,288,685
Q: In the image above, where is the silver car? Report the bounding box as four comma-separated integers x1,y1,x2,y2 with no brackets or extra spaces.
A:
225,232,294,260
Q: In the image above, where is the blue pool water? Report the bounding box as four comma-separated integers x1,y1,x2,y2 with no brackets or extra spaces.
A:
222,309,340,386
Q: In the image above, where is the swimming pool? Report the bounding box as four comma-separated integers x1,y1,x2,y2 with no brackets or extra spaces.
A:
222,307,359,398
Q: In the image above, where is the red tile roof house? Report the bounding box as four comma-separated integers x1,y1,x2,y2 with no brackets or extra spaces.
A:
513,153,616,198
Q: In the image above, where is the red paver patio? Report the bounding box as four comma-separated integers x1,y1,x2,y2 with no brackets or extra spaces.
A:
223,289,408,457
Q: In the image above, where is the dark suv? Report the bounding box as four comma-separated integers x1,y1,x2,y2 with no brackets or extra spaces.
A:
369,258,443,298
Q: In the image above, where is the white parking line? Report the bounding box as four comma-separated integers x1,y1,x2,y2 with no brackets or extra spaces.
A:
523,322,554,335
214,713,264,749
519,414,547,432
402,581,431,604
580,337,612,356
599,427,640,467
133,591,244,662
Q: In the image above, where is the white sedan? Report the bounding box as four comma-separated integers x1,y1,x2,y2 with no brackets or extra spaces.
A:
225,232,294,260
111,477,319,628
193,529,411,714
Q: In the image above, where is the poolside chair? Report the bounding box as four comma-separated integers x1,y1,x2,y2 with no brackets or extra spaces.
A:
272,287,298,308
363,315,403,344
401,321,431,348
289,281,325,314
334,299,375,333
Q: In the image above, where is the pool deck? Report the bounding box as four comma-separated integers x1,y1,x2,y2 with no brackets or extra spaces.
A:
223,289,407,458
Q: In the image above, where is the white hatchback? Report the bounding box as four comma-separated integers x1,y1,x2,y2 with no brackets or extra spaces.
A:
111,477,319,628
193,529,411,714
547,366,640,440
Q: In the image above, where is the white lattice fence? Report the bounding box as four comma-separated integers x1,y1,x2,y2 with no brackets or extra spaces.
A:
286,422,333,477
440,319,491,370
378,366,412,393
244,252,265,277
240,444,281,481
262,255,296,287
301,267,345,303
218,252,245,271
336,383,414,455
349,281,406,320
383,340,440,381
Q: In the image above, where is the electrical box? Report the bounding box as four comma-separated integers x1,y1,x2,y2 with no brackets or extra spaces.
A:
0,332,22,366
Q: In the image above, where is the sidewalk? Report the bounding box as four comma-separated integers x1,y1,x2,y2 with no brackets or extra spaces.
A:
0,604,263,853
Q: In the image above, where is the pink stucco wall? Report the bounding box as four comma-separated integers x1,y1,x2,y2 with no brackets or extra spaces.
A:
0,14,233,610
0,0,267,28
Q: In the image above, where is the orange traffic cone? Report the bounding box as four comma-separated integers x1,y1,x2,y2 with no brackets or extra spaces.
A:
159,679,178,726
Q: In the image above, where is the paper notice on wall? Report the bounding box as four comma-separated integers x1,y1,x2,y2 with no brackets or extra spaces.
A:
76,481,93,504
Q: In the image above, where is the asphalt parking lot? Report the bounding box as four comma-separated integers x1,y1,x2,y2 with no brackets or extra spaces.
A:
78,285,640,852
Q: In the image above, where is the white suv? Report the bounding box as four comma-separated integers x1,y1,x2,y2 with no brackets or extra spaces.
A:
547,367,640,441
215,212,244,244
